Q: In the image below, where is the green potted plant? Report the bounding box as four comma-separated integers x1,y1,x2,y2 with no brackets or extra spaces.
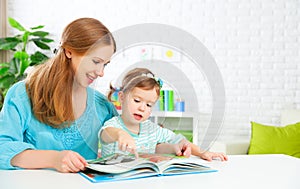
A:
0,17,54,110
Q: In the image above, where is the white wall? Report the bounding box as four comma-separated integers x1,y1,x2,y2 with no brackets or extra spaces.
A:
6,0,300,142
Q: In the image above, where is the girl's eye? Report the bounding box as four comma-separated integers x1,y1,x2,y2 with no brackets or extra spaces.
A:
147,103,152,108
134,99,140,103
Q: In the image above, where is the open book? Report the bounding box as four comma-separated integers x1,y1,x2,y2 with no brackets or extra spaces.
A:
79,153,217,183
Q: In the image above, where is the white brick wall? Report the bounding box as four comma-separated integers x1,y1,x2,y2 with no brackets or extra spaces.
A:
6,0,300,143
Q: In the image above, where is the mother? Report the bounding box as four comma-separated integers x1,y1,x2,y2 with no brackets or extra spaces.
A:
0,17,118,173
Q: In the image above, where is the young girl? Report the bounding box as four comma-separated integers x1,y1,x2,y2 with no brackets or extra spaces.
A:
100,68,228,161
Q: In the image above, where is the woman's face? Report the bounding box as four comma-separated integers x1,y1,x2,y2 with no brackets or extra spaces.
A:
69,44,114,89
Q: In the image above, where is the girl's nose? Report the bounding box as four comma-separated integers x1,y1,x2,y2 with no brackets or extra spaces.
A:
138,103,146,111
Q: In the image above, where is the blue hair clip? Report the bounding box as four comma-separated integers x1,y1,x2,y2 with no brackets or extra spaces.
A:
155,77,163,88
141,73,163,88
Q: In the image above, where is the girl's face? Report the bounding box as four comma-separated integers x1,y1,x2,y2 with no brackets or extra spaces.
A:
120,87,159,126
66,44,114,89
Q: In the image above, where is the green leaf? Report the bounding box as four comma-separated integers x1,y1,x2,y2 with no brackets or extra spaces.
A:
0,66,9,75
0,37,20,42
2,88,9,98
33,40,50,50
14,51,30,76
0,74,15,89
0,62,10,68
30,31,49,37
30,25,44,30
22,31,30,43
1,18,55,110
8,58,18,75
20,59,30,76
40,38,54,43
0,37,21,50
14,51,29,60
0,41,19,50
8,17,26,32
30,51,49,65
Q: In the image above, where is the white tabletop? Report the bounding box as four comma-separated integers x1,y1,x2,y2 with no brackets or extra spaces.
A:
1,154,299,189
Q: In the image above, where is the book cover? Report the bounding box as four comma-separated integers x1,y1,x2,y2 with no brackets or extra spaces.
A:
79,153,217,183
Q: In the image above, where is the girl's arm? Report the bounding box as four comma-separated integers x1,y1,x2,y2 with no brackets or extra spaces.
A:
11,149,87,173
155,139,191,156
190,143,228,161
155,143,175,154
156,140,228,161
100,127,139,158
100,127,126,143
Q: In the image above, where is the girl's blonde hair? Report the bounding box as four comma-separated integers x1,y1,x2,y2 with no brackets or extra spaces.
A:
108,68,161,101
26,18,116,128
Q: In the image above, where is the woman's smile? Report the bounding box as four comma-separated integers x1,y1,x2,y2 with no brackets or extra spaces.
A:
86,73,96,84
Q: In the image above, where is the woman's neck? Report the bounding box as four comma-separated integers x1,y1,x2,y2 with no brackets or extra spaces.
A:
72,87,87,119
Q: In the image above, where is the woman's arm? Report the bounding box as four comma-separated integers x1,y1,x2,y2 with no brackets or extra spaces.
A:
11,149,87,173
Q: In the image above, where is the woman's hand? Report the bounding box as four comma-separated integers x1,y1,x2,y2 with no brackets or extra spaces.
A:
54,150,88,173
11,149,88,173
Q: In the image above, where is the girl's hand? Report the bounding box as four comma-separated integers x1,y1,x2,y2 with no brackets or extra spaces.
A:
174,139,192,157
198,151,228,161
116,130,139,158
54,150,88,173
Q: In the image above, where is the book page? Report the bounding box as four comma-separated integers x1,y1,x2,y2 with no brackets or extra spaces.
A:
88,158,159,174
156,157,213,175
87,153,212,175
81,154,216,182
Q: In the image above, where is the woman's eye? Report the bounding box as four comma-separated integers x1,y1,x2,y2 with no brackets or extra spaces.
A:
92,60,100,64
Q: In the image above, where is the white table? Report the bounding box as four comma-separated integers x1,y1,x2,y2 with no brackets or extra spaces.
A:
1,154,299,189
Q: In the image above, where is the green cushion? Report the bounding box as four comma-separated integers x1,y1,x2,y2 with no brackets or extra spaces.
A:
248,122,300,158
